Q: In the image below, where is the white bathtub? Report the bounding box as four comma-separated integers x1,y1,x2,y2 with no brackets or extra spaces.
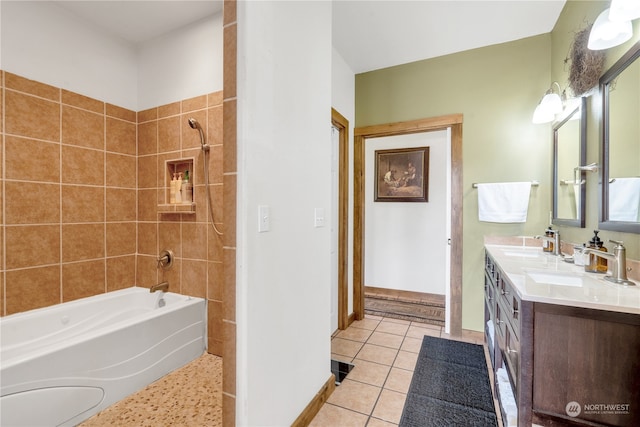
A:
0,287,206,427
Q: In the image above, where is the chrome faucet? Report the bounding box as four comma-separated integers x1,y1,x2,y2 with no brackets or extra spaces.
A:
534,229,562,256
150,281,169,293
583,240,635,286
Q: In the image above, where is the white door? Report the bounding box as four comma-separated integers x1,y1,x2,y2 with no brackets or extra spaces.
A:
330,125,339,333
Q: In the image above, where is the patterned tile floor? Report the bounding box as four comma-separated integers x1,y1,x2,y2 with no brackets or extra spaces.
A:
310,314,487,427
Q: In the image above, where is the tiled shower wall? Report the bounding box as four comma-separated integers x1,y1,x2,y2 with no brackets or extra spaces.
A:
0,70,225,356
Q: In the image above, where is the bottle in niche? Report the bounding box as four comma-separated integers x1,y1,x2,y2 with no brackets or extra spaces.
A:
170,173,177,204
182,170,193,204
175,172,183,203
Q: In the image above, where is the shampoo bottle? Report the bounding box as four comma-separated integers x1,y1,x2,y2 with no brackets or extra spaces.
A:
183,170,193,203
175,172,183,203
170,173,177,204
542,226,553,253
585,230,607,273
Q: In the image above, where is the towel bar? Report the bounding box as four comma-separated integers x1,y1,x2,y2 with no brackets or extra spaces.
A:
472,180,539,189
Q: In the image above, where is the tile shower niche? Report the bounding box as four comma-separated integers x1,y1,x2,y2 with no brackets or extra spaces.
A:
158,158,196,214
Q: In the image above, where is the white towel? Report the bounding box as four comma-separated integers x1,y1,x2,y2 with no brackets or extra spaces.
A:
609,177,640,221
573,183,581,218
477,182,532,223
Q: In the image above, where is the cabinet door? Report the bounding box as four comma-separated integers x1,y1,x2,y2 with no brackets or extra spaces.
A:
533,305,640,427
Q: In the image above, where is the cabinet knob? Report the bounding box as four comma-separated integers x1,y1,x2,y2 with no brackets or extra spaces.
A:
507,347,518,354
501,289,509,296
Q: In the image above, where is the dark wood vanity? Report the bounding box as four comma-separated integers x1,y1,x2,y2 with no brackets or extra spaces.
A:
484,246,640,427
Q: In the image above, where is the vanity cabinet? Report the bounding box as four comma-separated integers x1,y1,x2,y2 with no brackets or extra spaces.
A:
484,250,640,427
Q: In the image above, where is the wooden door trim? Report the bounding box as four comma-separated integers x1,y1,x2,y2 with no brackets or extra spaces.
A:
354,114,463,336
331,108,350,330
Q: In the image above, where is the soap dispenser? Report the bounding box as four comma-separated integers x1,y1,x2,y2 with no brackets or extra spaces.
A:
542,226,554,253
585,230,607,273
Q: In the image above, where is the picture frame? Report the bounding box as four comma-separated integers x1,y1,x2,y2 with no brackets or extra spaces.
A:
374,146,429,202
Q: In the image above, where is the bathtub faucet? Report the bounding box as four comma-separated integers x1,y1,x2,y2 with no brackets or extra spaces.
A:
150,281,169,293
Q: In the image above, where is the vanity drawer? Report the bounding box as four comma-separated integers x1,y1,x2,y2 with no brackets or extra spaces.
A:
503,320,520,395
499,279,521,338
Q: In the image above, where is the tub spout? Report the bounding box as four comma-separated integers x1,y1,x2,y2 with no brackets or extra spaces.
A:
150,281,169,293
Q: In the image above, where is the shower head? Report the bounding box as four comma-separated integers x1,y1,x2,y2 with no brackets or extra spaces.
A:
188,118,201,130
187,118,208,152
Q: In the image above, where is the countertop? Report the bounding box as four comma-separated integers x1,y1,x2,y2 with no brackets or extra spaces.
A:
485,244,640,315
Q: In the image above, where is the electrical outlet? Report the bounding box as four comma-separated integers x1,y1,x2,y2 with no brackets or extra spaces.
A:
258,205,270,232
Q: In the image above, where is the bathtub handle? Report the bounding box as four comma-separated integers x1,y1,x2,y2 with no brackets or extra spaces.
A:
157,249,174,270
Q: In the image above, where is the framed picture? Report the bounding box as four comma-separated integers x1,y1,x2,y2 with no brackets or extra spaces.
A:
374,146,429,202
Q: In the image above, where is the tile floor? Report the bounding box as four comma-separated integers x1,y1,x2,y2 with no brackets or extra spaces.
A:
310,315,486,427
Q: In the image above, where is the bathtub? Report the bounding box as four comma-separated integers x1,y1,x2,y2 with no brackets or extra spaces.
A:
0,287,206,427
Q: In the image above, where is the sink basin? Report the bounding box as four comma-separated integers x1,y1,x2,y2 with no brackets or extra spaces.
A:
502,249,542,258
526,270,583,287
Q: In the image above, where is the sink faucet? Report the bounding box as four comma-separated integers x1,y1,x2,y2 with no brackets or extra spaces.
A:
583,240,635,286
150,281,169,293
534,229,562,256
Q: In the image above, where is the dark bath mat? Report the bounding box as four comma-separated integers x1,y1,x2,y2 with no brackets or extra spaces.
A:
400,335,498,427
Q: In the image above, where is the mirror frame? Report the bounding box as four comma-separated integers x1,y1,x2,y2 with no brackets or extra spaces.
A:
599,39,640,234
552,97,587,228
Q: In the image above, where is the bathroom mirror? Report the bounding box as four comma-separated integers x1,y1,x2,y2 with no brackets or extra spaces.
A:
552,97,586,228
599,40,640,234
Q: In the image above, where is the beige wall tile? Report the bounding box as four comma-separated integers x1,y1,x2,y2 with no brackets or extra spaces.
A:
62,145,105,185
207,301,223,354
106,222,136,256
137,155,157,189
138,121,158,156
223,248,236,321
223,25,237,100
62,185,105,223
209,144,224,185
5,136,60,183
208,105,223,146
5,181,60,225
106,188,136,221
5,266,61,314
138,188,160,222
222,320,236,392
159,222,182,258
106,103,136,122
106,117,136,155
62,223,105,262
137,222,158,256
208,224,223,262
62,105,104,149
62,90,104,114
222,99,236,173
6,90,60,142
182,222,207,260
107,255,136,292
182,259,206,298
223,174,236,245
5,225,60,269
208,261,223,301
136,254,159,289
158,116,181,153
137,107,157,123
182,95,207,113
106,153,136,188
62,259,105,302
158,101,180,119
5,72,59,101
208,91,223,107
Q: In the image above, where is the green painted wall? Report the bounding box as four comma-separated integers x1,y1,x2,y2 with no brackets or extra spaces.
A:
356,0,640,332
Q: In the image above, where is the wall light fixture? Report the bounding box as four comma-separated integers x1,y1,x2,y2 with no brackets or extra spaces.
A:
588,8,633,50
609,0,640,22
532,82,563,124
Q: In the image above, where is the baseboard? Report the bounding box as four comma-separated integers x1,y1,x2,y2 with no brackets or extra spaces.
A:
291,373,336,427
364,286,445,305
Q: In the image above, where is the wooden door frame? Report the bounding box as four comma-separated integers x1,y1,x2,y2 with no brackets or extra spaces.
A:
353,114,463,336
331,108,350,330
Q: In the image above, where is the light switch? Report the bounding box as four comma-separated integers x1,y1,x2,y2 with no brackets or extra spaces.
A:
258,205,270,232
314,208,325,228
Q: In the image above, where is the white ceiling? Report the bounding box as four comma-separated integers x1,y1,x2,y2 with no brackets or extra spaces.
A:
54,0,566,74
